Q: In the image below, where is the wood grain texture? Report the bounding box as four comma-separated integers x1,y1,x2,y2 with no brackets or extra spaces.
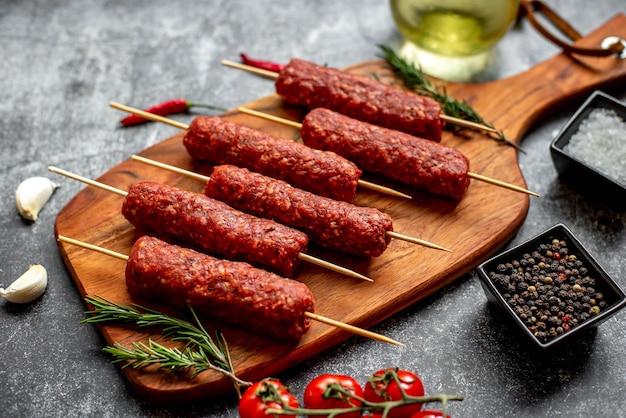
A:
54,14,626,402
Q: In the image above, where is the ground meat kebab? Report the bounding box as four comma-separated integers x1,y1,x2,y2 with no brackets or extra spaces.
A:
126,235,315,340
122,181,309,277
300,108,471,200
274,58,445,142
205,164,393,257
183,116,362,202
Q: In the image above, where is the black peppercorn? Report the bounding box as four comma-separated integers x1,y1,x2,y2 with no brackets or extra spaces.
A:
487,236,610,344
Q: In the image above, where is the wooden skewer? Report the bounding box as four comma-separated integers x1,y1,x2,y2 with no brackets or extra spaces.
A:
439,114,499,135
221,59,280,80
237,106,503,148
238,107,303,129
131,154,452,253
57,235,404,346
59,235,130,261
303,312,402,346
467,172,539,197
237,107,540,198
111,102,191,130
109,102,411,200
48,166,129,197
221,59,507,140
47,166,372,282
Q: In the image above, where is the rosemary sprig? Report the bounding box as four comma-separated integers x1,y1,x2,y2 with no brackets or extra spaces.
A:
82,295,250,391
103,339,213,377
378,44,522,151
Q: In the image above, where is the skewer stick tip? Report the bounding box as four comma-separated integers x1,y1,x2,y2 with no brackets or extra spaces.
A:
57,235,129,261
356,179,412,200
439,114,523,152
468,172,540,197
221,60,279,79
109,102,190,130
386,231,452,252
237,107,303,129
304,312,404,346
130,155,211,183
48,166,128,197
297,253,372,282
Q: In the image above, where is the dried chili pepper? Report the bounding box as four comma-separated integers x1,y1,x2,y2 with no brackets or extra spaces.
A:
240,53,285,73
119,99,226,126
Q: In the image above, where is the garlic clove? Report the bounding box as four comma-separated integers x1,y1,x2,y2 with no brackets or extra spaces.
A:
15,176,60,221
0,264,48,304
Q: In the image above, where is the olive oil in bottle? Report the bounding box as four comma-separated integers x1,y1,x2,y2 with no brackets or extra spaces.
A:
390,0,519,57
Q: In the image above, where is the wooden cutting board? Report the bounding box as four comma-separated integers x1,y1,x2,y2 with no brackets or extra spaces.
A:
54,14,626,402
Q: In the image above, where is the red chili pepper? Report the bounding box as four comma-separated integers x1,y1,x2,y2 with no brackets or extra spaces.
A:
240,53,285,73
119,99,226,126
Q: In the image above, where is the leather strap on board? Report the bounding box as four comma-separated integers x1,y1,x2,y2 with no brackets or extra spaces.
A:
520,0,625,58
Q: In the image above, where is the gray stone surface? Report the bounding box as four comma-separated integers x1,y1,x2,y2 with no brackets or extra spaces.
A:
1,1,625,416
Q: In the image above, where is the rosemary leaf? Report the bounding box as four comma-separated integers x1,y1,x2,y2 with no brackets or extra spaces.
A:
378,44,521,150
83,295,248,388
104,340,210,378
378,45,484,123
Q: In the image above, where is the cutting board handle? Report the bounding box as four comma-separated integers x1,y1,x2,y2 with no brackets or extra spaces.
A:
520,1,625,57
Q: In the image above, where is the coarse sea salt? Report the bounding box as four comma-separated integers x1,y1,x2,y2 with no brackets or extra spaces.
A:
563,107,626,186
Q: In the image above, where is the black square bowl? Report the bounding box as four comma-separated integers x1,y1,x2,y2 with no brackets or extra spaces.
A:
550,90,626,201
477,223,626,349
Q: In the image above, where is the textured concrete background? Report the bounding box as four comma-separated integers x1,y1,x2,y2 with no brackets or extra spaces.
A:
1,1,625,416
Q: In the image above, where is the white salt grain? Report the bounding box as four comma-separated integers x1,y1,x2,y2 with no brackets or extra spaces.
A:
563,107,626,186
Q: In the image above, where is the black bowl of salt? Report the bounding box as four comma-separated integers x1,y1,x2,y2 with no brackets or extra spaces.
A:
550,90,626,202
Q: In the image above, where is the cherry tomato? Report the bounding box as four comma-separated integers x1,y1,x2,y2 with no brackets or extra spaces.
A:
411,410,451,418
238,378,299,418
363,368,425,418
303,374,364,418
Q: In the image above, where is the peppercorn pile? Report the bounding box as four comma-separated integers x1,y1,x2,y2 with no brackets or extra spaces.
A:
488,238,607,344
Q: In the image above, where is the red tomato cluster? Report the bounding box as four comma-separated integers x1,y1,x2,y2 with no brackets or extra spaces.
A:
238,368,452,418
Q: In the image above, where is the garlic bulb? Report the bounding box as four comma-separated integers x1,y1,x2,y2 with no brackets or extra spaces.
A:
15,176,59,221
0,264,48,303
